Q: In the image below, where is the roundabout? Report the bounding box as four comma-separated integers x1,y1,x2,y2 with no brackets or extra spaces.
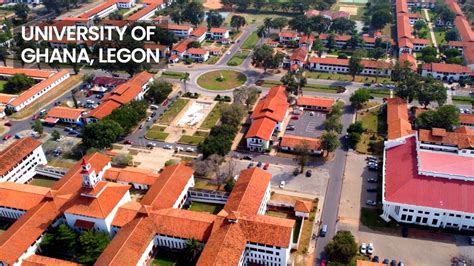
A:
196,70,247,91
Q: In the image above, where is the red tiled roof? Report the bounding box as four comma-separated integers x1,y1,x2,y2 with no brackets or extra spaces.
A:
74,219,95,230
47,106,85,120
294,200,312,213
308,57,348,66
140,163,194,210
299,34,314,44
251,85,289,122
224,168,271,216
297,96,335,108
386,97,414,139
191,26,207,37
398,38,413,48
397,14,413,39
0,67,52,79
362,59,392,69
9,70,70,108
446,0,463,16
291,47,308,62
460,114,474,125
0,182,49,210
280,135,321,150
422,63,472,74
399,53,417,70
412,38,429,45
173,39,193,53
152,208,216,240
187,48,208,55
279,31,298,38
396,0,409,14
245,117,276,140
418,127,474,149
104,167,159,185
0,137,42,176
210,27,228,33
384,136,474,213
0,93,14,105
159,23,193,31
111,201,142,227
87,100,122,119
23,254,80,266
454,16,474,42
127,3,159,21
79,0,119,19
100,19,129,27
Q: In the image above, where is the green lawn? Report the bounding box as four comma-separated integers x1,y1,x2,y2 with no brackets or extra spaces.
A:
159,99,189,125
194,130,210,138
369,88,391,97
178,135,205,145
241,32,259,49
305,71,393,84
145,126,169,141
227,50,250,66
433,28,446,46
161,71,186,79
206,56,221,65
30,176,57,188
197,70,247,90
200,102,227,129
152,250,178,266
259,80,342,93
118,8,130,16
452,95,474,104
188,202,224,214
356,107,386,154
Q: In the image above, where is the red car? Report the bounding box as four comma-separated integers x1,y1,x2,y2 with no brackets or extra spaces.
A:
32,114,39,120
291,115,299,120
123,140,133,145
263,163,270,170
3,134,12,140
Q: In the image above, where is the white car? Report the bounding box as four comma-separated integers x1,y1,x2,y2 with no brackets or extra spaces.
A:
163,144,173,150
176,146,184,152
367,243,374,255
186,147,195,152
279,181,285,189
360,243,367,254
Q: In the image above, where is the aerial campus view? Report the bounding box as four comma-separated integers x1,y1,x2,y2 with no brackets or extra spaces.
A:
0,0,472,264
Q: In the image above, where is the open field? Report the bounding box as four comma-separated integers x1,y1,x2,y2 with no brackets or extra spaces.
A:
241,32,259,49
178,134,205,145
197,70,247,90
200,102,226,129
145,126,169,141
356,107,386,154
159,99,189,125
305,71,393,84
161,71,186,79
227,50,250,66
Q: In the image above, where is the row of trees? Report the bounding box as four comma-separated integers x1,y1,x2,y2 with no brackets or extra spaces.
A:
3,73,35,94
363,0,392,30
289,15,355,35
252,45,285,72
146,80,173,104
82,100,147,149
221,0,336,13
167,0,205,26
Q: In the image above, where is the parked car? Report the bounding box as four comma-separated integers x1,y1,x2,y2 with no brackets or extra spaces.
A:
279,181,285,188
4,121,12,127
306,169,312,177
291,115,299,120
186,147,195,152
293,168,300,176
3,134,12,140
32,114,39,120
366,200,376,206
367,243,374,255
319,224,327,237
310,111,315,116
360,243,367,254
146,117,152,122
139,124,144,129
151,112,157,117
248,163,255,169
382,259,390,265
469,236,474,245
14,134,22,139
123,140,133,145
175,146,184,152
256,161,263,168
263,163,270,170
390,260,398,266
373,256,379,263
366,156,378,162
367,188,377,193
286,125,296,130
146,142,156,148
163,144,173,150
367,177,378,183
242,155,253,160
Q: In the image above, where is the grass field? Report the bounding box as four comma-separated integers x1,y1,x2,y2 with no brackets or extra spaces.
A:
206,55,221,65
30,176,57,187
452,95,474,104
305,71,393,84
197,70,247,90
161,71,186,79
227,50,250,66
159,99,189,125
0,80,7,92
178,135,205,145
145,126,169,141
189,202,224,214
433,28,446,46
152,251,178,266
356,107,386,154
241,32,259,49
259,80,341,93
200,102,226,129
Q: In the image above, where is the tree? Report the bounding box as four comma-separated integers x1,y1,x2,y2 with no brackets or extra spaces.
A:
13,3,30,21
369,47,386,60
112,153,133,166
347,121,364,149
294,140,311,173
413,20,426,33
350,88,371,108
182,239,202,265
281,72,305,95
252,45,274,72
289,15,311,33
39,224,78,259
271,17,288,32
321,131,340,155
420,46,438,63
183,2,205,26
109,11,123,20
206,10,224,29
235,0,251,11
180,72,190,93
325,231,358,264
370,9,391,30
147,80,172,104
263,17,273,35
445,28,460,42
220,103,246,127
253,0,267,10
324,116,343,133
310,15,331,34
347,121,365,134
348,56,363,81
233,86,259,108
198,124,237,158
32,120,43,135
0,47,8,67
77,230,110,264
416,104,459,130
416,80,447,107
82,120,124,149
326,34,336,50
230,15,246,32
395,72,420,102
51,130,61,141
346,34,363,50
330,17,356,34
4,74,34,94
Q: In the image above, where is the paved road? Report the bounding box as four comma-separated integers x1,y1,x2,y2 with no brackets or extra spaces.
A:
216,24,257,66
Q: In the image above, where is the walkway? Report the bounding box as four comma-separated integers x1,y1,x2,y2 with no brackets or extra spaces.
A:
423,9,439,54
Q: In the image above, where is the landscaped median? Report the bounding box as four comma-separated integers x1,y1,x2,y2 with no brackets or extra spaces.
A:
241,31,259,49
304,71,393,84
227,50,250,66
145,126,169,141
258,80,346,93
160,71,187,79
197,70,247,90
452,95,474,104
159,98,189,125
200,102,227,129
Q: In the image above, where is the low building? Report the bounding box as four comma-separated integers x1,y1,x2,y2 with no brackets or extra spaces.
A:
186,48,210,62
208,27,230,40
421,63,472,82
159,23,193,38
307,57,392,77
297,96,335,112
45,106,85,125
246,85,289,152
190,26,207,43
0,137,47,184
460,114,474,128
284,47,308,69
294,200,312,218
280,135,321,155
304,9,350,20
126,2,161,21
418,127,474,156
78,0,136,21
279,31,299,44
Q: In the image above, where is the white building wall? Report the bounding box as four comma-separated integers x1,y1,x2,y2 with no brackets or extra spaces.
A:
421,69,468,82
0,145,47,184
172,175,195,209
246,137,270,152
244,242,291,266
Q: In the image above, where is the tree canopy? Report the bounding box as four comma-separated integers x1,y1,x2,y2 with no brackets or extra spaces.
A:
350,88,371,109
206,10,224,29
415,104,460,131
325,230,358,264
4,73,35,94
321,131,340,154
147,80,173,104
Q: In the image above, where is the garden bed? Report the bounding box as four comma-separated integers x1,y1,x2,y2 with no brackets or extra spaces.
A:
159,99,189,125
145,126,169,141
200,102,226,129
197,70,247,90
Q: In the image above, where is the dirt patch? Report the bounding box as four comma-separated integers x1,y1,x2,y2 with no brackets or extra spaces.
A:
203,0,223,9
338,5,359,16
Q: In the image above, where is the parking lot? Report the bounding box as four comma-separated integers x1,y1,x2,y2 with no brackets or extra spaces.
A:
284,110,327,138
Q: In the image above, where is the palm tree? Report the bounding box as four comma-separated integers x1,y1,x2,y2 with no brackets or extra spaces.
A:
183,238,202,264
180,72,190,93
